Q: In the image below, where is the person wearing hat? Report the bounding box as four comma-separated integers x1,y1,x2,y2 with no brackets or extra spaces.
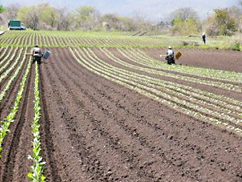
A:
32,45,43,64
165,46,175,64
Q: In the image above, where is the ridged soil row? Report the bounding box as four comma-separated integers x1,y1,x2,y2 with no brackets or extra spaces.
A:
38,63,62,182
0,49,30,123
72,47,242,135
0,61,34,182
40,48,181,181
69,47,242,181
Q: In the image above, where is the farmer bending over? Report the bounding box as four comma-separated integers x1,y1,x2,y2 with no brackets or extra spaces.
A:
32,45,43,64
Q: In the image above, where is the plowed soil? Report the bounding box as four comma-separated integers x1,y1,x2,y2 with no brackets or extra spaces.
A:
1,47,242,182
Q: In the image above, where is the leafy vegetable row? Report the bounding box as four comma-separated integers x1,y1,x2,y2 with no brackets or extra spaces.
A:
0,48,27,104
28,62,46,182
0,56,31,157
70,47,242,136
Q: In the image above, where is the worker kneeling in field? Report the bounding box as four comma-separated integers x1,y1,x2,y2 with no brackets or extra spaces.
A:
32,45,43,64
165,46,175,64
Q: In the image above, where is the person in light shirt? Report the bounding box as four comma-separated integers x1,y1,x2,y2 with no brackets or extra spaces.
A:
32,45,43,64
165,46,175,64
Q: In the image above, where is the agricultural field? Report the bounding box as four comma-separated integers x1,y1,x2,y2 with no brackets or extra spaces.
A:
0,31,242,182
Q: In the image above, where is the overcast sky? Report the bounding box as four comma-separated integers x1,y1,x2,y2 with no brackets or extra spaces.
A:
0,0,239,21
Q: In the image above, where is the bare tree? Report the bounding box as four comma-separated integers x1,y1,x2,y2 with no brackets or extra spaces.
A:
0,5,5,13
74,6,101,30
39,4,58,29
57,7,72,30
18,4,46,30
170,7,199,22
203,8,237,36
169,7,200,35
132,11,151,31
6,4,20,19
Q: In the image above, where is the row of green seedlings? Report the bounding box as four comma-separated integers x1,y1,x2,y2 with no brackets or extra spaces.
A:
31,32,63,48
0,31,61,48
0,32,15,45
0,47,15,69
0,32,27,47
1,31,168,48
29,32,67,48
0,50,26,104
20,32,39,47
117,48,242,91
106,47,242,110
101,47,242,92
28,62,46,182
66,37,118,47
0,47,20,74
85,47,242,130
10,32,28,46
97,47,242,112
102,47,242,93
123,48,242,83
63,36,148,48
19,32,35,47
0,56,31,156
0,48,23,77
0,47,8,60
36,33,131,48
0,46,12,62
0,32,32,47
0,48,27,103
86,47,242,119
70,47,242,136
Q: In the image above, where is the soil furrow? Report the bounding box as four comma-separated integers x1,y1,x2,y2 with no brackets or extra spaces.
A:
46,49,145,181
93,48,242,101
65,47,242,181
39,64,62,182
1,44,242,182
40,52,92,181
74,48,242,130
55,48,242,181
0,54,29,120
143,48,242,73
1,61,34,182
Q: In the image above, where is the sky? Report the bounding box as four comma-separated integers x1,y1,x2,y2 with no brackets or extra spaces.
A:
0,0,239,21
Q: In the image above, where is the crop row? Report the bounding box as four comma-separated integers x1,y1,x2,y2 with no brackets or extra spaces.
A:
1,32,241,84
0,31,164,48
0,48,27,103
70,47,242,136
101,48,242,110
0,48,23,83
0,47,12,66
0,52,45,181
28,62,46,182
122,48,242,83
113,48,242,90
90,48,242,117
0,55,31,156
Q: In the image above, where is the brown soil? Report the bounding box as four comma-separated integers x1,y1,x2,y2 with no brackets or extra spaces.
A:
1,47,242,182
145,48,242,73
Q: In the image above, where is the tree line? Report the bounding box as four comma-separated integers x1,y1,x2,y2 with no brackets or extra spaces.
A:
0,2,242,36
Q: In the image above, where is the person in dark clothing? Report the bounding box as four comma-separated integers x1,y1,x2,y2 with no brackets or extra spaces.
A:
202,33,206,44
